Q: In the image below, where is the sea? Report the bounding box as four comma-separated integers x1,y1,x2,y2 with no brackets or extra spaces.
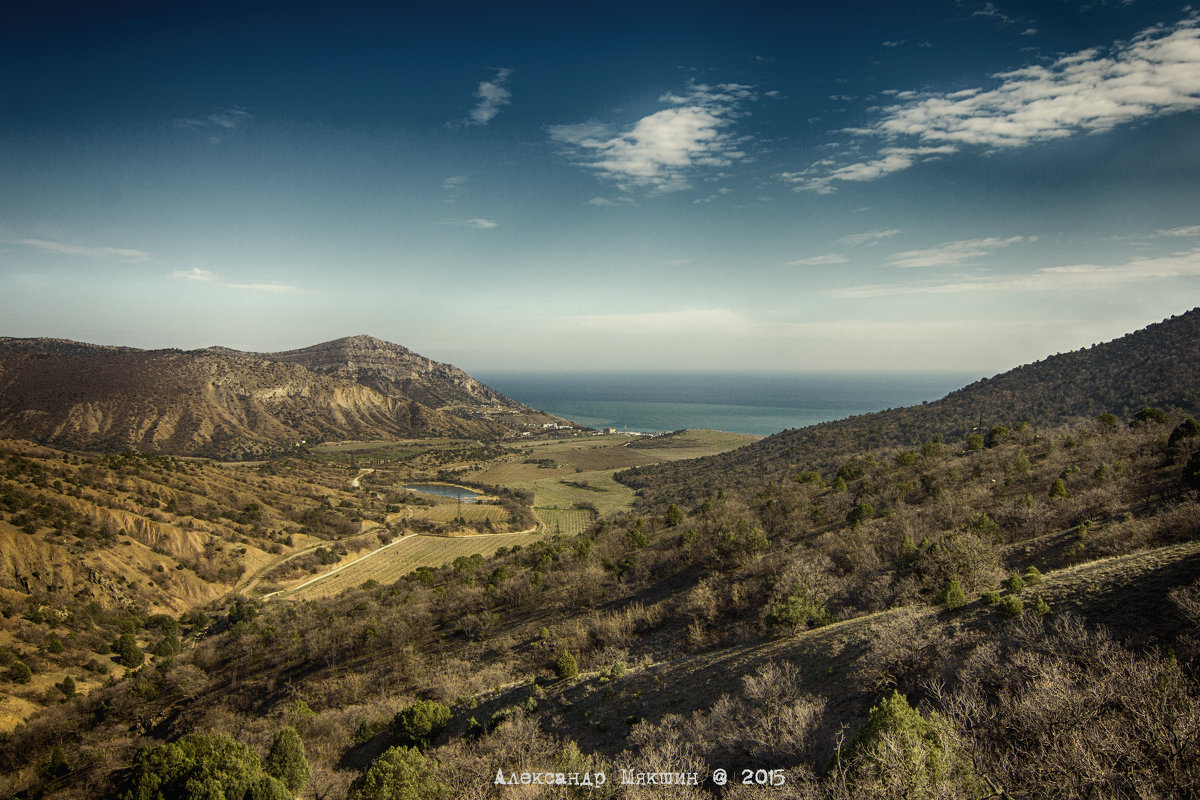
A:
475,371,980,437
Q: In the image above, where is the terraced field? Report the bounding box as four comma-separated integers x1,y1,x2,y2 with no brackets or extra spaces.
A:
277,530,542,601
387,502,509,526
534,507,596,536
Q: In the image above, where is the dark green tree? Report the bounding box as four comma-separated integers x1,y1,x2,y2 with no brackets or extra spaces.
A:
116,633,144,668
390,700,451,751
8,661,32,684
347,746,443,800
122,733,270,800
265,726,309,795
553,650,579,680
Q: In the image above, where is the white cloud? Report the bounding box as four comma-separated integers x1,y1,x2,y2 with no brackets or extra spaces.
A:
839,228,901,246
549,82,755,194
170,268,306,293
787,253,848,266
173,107,252,143
888,235,1030,268
1158,224,1200,236
466,218,498,229
17,238,153,263
827,245,1200,297
466,68,513,126
789,17,1200,191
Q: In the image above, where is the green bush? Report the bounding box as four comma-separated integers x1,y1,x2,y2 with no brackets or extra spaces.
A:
265,726,309,795
847,502,875,528
840,690,983,796
1022,566,1043,585
7,661,32,684
347,746,442,800
122,733,273,800
390,701,451,751
116,633,144,668
938,578,967,610
553,650,579,680
1002,574,1026,594
1033,595,1051,616
981,591,1001,605
1049,478,1069,499
765,587,831,635
998,595,1024,618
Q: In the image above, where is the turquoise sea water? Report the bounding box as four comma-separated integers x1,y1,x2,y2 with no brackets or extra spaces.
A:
476,371,979,437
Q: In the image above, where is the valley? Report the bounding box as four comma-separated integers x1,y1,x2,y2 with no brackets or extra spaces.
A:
1,313,1199,800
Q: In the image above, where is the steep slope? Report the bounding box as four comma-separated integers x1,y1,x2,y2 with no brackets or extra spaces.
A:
621,308,1200,504
261,335,520,410
0,337,564,458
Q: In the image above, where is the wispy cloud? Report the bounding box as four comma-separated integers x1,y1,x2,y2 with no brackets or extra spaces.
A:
549,82,756,194
786,17,1200,191
465,68,513,126
442,175,467,203
173,107,252,144
16,238,153,263
1157,224,1200,237
787,253,848,266
888,235,1030,268
839,228,901,246
170,267,306,294
828,246,1200,297
440,217,499,229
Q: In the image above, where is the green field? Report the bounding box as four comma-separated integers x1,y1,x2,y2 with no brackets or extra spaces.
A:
534,507,596,536
278,531,542,601
476,430,758,513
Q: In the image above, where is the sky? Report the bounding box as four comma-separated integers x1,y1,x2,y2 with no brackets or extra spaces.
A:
2,0,1199,376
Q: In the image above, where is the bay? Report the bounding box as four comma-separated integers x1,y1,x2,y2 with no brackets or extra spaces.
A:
476,371,979,437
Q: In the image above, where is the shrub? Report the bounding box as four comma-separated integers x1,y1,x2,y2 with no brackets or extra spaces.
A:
265,726,309,795
1022,566,1044,586
847,502,875,528
839,690,982,796
1003,574,1026,594
1033,595,1051,616
998,595,1024,618
765,588,831,635
553,650,579,680
938,578,967,610
1049,478,1069,499
7,661,32,684
391,700,451,751
122,733,266,800
116,633,144,668
347,746,442,800
981,591,1001,605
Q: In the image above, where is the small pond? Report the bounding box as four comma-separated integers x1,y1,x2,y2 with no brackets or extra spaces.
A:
403,483,484,503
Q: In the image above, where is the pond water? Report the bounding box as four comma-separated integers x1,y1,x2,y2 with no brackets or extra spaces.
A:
403,483,484,503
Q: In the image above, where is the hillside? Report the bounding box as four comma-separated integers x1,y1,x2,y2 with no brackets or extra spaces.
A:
2,312,1200,800
620,308,1200,506
0,337,565,459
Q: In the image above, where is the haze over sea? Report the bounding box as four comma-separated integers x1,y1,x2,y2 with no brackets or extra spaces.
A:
476,372,980,437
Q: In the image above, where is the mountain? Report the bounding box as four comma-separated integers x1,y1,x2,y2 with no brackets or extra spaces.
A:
620,308,1200,505
0,336,562,459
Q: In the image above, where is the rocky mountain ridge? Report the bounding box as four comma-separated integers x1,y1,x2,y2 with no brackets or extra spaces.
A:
0,336,560,458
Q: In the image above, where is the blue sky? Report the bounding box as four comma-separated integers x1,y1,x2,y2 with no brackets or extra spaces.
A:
2,0,1199,374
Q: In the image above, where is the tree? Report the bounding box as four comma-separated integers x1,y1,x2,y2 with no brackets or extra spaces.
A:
248,776,292,800
847,502,875,528
391,701,451,751
7,661,32,684
1132,407,1167,426
265,727,309,795
553,650,579,680
59,674,76,698
765,587,831,635
122,733,271,800
837,690,983,798
938,578,967,610
116,633,144,668
347,746,443,800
